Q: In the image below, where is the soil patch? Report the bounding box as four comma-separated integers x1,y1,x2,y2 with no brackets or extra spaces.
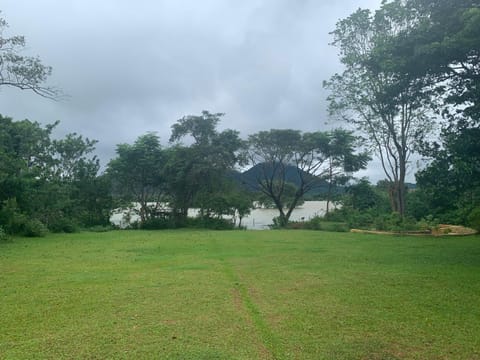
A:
351,224,477,237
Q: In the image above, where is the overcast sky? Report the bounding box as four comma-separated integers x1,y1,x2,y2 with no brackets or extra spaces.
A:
0,0,403,181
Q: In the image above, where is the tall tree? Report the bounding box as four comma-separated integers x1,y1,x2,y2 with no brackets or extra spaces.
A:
324,2,435,216
0,116,107,233
107,133,166,225
0,12,60,98
246,129,368,226
167,111,244,220
381,0,480,226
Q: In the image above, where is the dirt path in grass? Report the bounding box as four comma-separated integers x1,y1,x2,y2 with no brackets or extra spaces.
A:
222,261,279,359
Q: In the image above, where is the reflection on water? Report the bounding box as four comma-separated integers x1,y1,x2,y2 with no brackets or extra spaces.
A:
110,201,337,230
242,201,335,229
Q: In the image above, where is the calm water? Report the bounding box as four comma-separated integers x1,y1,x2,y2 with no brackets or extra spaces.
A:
110,201,337,230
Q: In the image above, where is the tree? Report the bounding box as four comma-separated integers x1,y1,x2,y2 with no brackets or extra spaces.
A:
324,2,436,217
50,133,99,182
0,115,55,234
192,183,253,228
0,116,107,233
43,133,107,229
386,0,480,123
107,133,166,225
415,127,480,226
324,129,371,213
246,129,368,227
379,0,480,226
167,111,245,220
0,12,59,98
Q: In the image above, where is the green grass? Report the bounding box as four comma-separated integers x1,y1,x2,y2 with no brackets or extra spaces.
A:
1,230,479,359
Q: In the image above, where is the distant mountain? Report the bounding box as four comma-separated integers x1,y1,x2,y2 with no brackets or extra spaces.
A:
229,163,333,197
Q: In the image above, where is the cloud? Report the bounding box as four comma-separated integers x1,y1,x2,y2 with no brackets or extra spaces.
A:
0,0,389,179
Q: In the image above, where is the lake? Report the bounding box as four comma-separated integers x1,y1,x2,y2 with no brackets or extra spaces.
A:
110,201,337,230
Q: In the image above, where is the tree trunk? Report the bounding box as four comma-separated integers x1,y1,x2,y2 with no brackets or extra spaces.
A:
326,161,333,214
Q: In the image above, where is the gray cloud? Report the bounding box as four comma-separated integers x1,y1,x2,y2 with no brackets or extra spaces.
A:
1,0,388,179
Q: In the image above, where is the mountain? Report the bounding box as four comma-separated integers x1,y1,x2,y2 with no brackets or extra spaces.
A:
229,163,333,197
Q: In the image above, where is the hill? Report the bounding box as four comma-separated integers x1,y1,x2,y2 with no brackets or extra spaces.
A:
229,163,333,197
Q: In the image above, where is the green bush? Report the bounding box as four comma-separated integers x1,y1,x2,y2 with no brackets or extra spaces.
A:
286,217,349,232
186,217,234,230
48,217,79,233
0,226,9,241
87,225,114,232
303,216,322,230
323,222,349,232
23,219,48,237
141,217,176,230
467,207,480,232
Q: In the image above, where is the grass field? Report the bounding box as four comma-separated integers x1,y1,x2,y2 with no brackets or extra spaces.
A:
1,230,479,359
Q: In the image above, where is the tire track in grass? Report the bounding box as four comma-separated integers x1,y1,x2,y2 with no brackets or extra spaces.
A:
222,260,282,360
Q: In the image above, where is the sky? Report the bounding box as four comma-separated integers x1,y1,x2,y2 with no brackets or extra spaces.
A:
0,0,401,181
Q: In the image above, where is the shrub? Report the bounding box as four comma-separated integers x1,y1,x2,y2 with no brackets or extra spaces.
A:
0,226,9,241
186,217,234,230
303,216,322,230
23,219,48,237
323,222,349,232
141,217,176,230
467,207,480,232
87,225,114,232
286,217,349,232
48,217,79,233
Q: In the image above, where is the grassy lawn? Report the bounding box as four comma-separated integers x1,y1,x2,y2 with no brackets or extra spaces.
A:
1,230,479,359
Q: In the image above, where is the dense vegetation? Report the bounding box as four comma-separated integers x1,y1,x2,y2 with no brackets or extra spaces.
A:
1,0,479,235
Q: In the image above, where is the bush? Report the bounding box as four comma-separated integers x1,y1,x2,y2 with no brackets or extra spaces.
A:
0,208,48,237
284,217,349,232
23,219,48,237
0,226,9,241
323,222,349,232
141,217,176,230
48,217,79,233
87,225,114,232
185,217,234,230
467,207,480,232
303,216,322,230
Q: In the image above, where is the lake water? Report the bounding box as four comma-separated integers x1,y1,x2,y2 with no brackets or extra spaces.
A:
240,201,336,229
110,201,337,230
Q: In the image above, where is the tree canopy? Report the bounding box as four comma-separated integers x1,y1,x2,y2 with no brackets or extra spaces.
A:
324,1,436,216
246,129,368,226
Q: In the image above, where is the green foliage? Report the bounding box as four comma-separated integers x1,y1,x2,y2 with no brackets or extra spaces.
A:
86,225,114,233
325,179,429,232
416,127,480,226
141,217,176,230
0,226,8,241
108,133,166,225
325,1,436,216
166,111,245,219
22,219,48,237
48,217,79,233
467,207,480,232
247,129,368,227
373,212,419,232
186,217,235,230
287,217,349,232
386,0,480,122
0,115,108,235
0,199,47,237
